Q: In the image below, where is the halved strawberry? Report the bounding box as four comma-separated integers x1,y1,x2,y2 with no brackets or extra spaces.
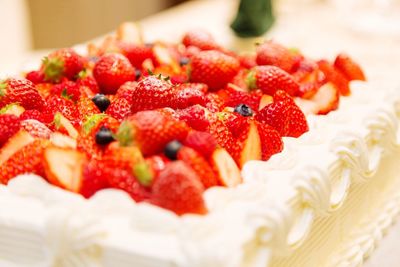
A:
177,105,211,131
0,114,21,146
183,131,217,158
309,82,340,115
53,112,79,139
209,148,242,187
0,131,35,165
43,146,86,192
21,119,52,139
318,59,350,96
0,138,50,184
0,103,25,116
256,122,283,160
334,53,366,81
232,120,262,167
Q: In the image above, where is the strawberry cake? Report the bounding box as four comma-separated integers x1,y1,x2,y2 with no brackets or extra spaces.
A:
0,24,399,267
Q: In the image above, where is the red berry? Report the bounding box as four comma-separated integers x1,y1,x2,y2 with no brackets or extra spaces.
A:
184,131,217,158
118,42,154,69
256,41,295,72
190,50,240,90
182,29,220,51
256,122,283,160
177,105,210,131
152,161,206,215
93,53,135,94
0,78,45,110
0,114,21,146
334,53,366,81
26,70,45,84
20,119,52,139
42,48,84,82
106,97,132,121
51,80,81,101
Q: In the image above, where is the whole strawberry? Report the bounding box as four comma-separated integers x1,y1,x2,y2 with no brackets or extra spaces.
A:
0,114,21,146
173,83,206,109
46,95,80,127
93,53,135,94
117,110,190,156
151,161,206,215
183,131,217,158
247,65,299,96
0,78,45,110
50,80,81,101
118,42,154,69
130,76,176,113
190,50,240,90
106,97,132,121
256,41,296,72
177,105,211,131
182,29,220,51
41,48,84,82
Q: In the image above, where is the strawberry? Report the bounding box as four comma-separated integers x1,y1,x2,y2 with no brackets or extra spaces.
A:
145,155,170,177
0,139,49,184
106,97,132,121
177,146,219,188
26,70,45,84
256,122,283,160
130,76,176,113
76,97,100,120
317,60,350,96
209,148,241,187
190,50,240,90
20,119,52,139
0,131,35,165
247,65,299,96
182,29,220,51
256,90,308,137
207,114,236,156
177,105,210,131
118,42,154,69
50,80,81,101
117,110,190,156
0,114,21,146
173,83,206,109
115,81,137,103
256,41,296,72
77,72,99,95
46,95,80,127
238,54,257,69
35,83,53,98
93,53,135,94
151,161,206,215
334,53,366,81
43,146,86,192
80,159,110,198
0,103,25,116
309,82,340,115
222,86,263,111
0,78,45,110
205,93,225,112
224,111,251,138
20,109,54,126
184,131,217,158
42,48,84,82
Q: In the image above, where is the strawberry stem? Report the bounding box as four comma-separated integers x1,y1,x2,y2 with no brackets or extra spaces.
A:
117,121,134,146
82,114,107,135
43,56,64,82
0,81,7,97
246,70,257,90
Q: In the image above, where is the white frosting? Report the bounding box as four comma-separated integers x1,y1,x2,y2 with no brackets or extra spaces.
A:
1,82,400,267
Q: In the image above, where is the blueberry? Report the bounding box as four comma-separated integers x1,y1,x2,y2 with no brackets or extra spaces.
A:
234,104,253,117
164,140,183,160
179,57,190,66
95,126,115,145
92,94,110,112
135,69,142,80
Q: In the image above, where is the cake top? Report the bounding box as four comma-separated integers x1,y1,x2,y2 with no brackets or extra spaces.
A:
0,24,365,216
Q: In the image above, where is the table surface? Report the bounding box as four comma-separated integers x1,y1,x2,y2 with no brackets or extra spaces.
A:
1,1,400,266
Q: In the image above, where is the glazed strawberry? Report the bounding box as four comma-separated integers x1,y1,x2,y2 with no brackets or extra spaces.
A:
0,78,45,110
26,70,45,84
0,139,49,184
42,48,84,82
318,60,350,96
20,109,54,126
177,146,219,188
93,53,135,94
190,50,240,90
106,97,132,121
151,161,206,215
334,53,366,81
76,97,100,120
182,29,220,51
118,110,190,156
115,81,137,103
184,131,217,158
247,65,299,96
256,90,308,137
177,105,210,131
205,93,225,112
256,41,295,72
173,83,206,109
256,122,283,160
0,114,20,146
50,80,81,101
118,42,154,69
20,119,52,139
130,75,176,113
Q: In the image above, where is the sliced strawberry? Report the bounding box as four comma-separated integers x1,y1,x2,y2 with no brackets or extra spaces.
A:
334,53,366,81
209,148,242,187
20,119,52,139
256,122,283,160
318,59,350,96
43,146,86,192
177,105,211,132
309,82,340,115
0,131,35,165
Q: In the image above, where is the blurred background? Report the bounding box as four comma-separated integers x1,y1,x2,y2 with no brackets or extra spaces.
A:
0,0,186,58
